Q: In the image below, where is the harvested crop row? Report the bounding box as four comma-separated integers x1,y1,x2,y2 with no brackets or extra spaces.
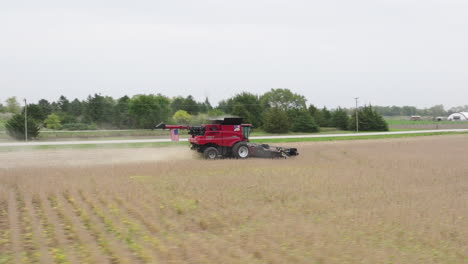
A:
0,135,467,263
0,194,12,264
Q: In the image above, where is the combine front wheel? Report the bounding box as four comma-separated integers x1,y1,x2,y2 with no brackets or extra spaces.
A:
203,147,219,160
233,142,249,159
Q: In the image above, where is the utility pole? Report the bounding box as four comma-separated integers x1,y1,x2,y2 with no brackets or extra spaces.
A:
24,99,28,142
354,97,359,133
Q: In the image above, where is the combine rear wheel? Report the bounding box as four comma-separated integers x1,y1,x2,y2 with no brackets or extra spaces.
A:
203,147,219,160
233,142,249,159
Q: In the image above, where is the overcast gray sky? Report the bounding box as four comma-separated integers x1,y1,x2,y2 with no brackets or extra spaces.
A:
1,0,467,108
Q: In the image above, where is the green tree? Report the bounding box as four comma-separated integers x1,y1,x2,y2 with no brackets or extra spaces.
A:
24,104,48,123
349,105,389,131
44,113,62,129
309,105,332,127
113,96,132,128
173,110,192,124
260,88,306,112
68,99,83,117
5,97,21,114
5,113,40,140
320,107,332,127
427,104,446,117
0,103,6,113
226,92,263,127
401,106,417,116
308,104,322,124
170,95,201,115
128,94,171,129
57,95,70,113
331,107,349,130
262,107,290,133
170,96,185,114
37,99,53,118
183,95,200,115
83,94,115,126
291,110,319,133
199,97,212,113
207,109,224,117
449,105,468,114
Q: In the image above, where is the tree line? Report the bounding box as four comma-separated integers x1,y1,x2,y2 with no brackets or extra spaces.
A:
2,89,392,140
372,104,468,117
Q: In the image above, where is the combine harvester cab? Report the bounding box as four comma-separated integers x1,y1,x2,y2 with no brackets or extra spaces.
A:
155,117,299,160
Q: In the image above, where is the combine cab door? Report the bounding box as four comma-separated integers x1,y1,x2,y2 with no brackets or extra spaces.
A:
204,125,223,146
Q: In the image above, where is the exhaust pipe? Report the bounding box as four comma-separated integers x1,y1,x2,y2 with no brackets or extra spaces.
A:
155,122,166,129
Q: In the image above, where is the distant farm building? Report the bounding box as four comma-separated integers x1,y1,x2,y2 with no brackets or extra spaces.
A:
410,115,422,121
447,112,468,121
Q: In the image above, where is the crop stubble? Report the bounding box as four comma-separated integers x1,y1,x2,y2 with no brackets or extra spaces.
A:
0,135,467,263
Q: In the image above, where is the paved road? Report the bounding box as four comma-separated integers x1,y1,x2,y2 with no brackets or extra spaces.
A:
1,129,467,147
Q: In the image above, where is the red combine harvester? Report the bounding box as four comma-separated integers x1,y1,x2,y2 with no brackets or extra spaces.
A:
155,117,298,159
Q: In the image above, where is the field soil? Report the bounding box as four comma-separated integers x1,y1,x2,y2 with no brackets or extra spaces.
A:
0,135,467,263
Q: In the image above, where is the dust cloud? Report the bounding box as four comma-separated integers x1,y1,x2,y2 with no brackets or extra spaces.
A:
0,146,195,169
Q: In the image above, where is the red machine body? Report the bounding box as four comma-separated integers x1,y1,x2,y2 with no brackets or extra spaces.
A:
156,117,298,159
165,123,251,147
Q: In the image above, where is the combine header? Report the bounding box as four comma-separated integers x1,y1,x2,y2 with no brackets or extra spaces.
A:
155,117,298,159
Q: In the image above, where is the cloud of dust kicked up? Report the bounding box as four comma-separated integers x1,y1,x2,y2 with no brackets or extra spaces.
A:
0,146,197,169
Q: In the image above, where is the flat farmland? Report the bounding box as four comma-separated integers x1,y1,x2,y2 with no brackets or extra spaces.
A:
0,135,467,264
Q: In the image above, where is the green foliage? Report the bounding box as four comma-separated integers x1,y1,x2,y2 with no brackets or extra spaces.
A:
128,94,171,129
24,104,48,123
173,110,192,124
5,113,40,140
262,108,290,133
207,109,224,117
57,95,70,113
308,105,333,127
261,88,307,112
349,105,389,131
84,94,114,124
188,114,209,125
44,113,62,129
331,107,349,130
83,94,115,125
373,104,451,117
113,96,132,128
170,96,185,113
170,95,208,115
61,123,97,130
38,99,53,112
223,92,263,127
320,107,332,127
291,110,319,133
181,95,199,115
427,104,446,117
5,97,21,114
68,99,83,116
200,97,213,113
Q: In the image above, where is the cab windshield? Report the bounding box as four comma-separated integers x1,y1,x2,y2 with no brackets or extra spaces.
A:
242,126,251,139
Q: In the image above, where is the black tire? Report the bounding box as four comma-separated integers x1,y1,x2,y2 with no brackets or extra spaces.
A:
233,142,249,159
203,147,219,160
